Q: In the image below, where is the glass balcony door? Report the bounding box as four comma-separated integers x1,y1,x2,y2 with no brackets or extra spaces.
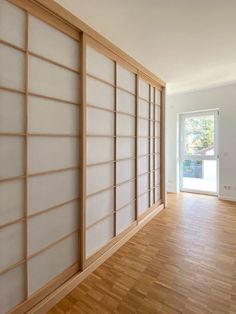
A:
179,110,218,195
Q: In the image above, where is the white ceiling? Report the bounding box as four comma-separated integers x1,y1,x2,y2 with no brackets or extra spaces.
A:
55,0,236,94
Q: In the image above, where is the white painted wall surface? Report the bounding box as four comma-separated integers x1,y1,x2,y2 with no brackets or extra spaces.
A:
166,83,236,201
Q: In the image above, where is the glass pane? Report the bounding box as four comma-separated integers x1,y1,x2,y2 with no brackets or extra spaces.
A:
183,114,215,156
182,160,217,193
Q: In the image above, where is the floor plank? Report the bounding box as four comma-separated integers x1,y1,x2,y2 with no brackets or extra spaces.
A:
49,193,236,313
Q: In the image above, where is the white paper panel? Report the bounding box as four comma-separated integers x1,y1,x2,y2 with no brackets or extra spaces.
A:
86,189,113,227
155,121,161,137
155,137,160,153
150,103,154,120
150,121,154,138
150,87,154,103
150,138,154,154
28,233,78,295
0,0,25,48
87,46,114,83
155,153,160,168
29,15,79,70
0,265,24,314
86,163,113,195
117,114,135,136
155,169,161,185
0,90,24,132
87,137,113,164
150,189,154,206
155,89,161,105
87,107,113,135
138,173,149,195
116,159,135,184
0,179,24,226
139,99,149,118
138,156,149,175
150,154,155,171
28,200,79,255
0,44,25,91
117,89,135,115
155,105,161,121
0,136,24,179
117,138,135,159
138,118,149,137
150,171,154,189
29,169,79,214
138,138,149,156
86,215,113,257
138,192,149,215
139,79,149,100
29,137,79,173
0,222,24,272
116,180,134,209
29,55,79,103
155,185,161,201
87,76,114,110
116,202,135,235
117,64,135,93
29,96,79,134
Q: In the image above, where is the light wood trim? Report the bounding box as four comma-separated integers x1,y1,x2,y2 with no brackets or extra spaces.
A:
28,133,80,137
87,73,115,88
87,103,136,118
29,51,80,74
153,89,156,204
148,84,151,208
0,259,26,277
0,86,25,95
28,166,80,178
161,87,166,206
79,33,87,270
24,11,29,300
0,38,26,52
8,0,80,41
0,217,25,230
0,175,25,183
28,92,79,106
117,85,136,97
135,74,139,221
26,203,164,314
114,61,117,237
28,198,80,219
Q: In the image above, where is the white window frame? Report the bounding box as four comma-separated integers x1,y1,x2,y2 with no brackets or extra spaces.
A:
179,110,219,195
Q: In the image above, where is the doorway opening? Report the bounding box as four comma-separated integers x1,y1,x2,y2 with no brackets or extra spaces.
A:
179,110,218,195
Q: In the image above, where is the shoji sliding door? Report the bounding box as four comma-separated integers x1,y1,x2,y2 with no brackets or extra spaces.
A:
138,79,162,217
0,0,165,312
116,64,136,235
0,1,80,312
85,40,137,261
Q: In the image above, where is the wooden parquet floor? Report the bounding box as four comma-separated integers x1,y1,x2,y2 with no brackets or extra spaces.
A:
49,193,236,314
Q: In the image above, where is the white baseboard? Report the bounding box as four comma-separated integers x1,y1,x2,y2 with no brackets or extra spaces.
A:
218,195,236,202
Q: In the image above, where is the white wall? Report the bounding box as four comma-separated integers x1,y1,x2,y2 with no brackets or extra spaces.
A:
166,83,236,201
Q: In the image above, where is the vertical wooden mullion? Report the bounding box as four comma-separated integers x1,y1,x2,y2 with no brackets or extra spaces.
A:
153,88,156,204
113,62,117,236
161,87,166,206
79,32,87,270
135,75,139,221
148,85,151,208
24,11,29,299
